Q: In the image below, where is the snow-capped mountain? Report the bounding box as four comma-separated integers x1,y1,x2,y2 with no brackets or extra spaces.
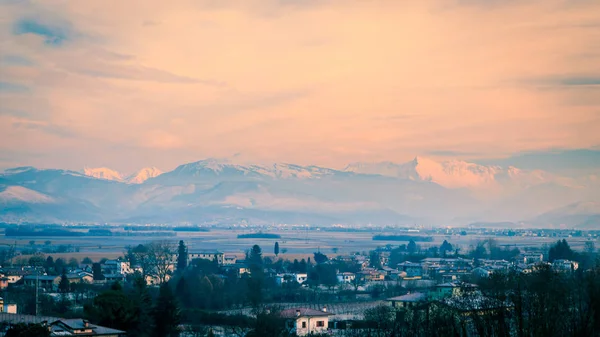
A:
126,167,163,184
153,159,342,185
83,166,163,184
0,157,597,227
345,156,559,189
83,167,123,182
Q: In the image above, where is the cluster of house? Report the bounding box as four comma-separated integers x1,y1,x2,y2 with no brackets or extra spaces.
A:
275,281,512,337
333,253,579,286
0,250,240,292
170,250,580,290
0,249,581,294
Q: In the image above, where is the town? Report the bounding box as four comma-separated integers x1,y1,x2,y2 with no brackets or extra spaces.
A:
0,229,597,336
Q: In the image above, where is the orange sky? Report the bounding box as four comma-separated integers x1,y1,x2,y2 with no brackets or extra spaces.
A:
1,0,599,172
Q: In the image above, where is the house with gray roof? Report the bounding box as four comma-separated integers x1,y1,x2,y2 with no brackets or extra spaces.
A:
0,313,126,336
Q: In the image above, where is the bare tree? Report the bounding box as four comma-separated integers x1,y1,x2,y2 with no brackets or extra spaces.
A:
126,244,154,280
148,241,176,284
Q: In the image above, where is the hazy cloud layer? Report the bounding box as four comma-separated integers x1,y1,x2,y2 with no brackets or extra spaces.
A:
0,0,599,172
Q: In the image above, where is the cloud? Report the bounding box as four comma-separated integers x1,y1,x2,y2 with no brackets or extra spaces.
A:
142,20,161,27
523,76,600,87
12,18,72,46
1,54,33,66
475,149,600,172
67,62,223,85
0,82,29,92
11,119,75,138
0,0,599,172
559,77,600,86
427,150,484,157
0,108,32,118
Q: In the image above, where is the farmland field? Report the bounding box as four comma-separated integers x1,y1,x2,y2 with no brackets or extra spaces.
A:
1,227,595,261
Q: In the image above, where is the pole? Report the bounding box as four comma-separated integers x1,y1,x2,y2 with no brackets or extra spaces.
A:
35,274,39,316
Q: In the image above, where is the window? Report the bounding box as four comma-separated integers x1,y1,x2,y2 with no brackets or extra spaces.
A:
302,322,307,328
317,321,325,327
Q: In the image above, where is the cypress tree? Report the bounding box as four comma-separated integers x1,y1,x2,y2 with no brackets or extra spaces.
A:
176,240,188,271
59,270,70,293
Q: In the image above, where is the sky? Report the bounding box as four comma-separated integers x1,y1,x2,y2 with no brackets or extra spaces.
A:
1,0,599,174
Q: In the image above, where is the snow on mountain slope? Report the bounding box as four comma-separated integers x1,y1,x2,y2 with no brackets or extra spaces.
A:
345,157,558,189
127,167,163,184
83,167,123,181
262,163,338,179
167,158,262,178
156,158,342,184
0,157,596,226
0,186,56,204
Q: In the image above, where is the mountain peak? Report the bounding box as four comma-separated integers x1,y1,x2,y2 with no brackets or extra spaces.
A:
127,167,163,184
343,157,553,189
83,167,123,182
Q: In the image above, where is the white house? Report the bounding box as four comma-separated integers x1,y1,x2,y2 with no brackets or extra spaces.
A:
102,260,133,275
0,298,17,313
552,259,579,272
275,273,308,285
295,273,308,284
522,254,544,264
336,272,356,283
188,250,225,265
280,307,333,336
224,255,237,265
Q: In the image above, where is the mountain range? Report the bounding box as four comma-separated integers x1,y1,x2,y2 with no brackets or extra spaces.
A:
1,157,598,228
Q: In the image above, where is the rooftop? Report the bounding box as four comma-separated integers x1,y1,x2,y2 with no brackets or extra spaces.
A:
189,250,223,254
0,313,126,336
388,292,427,302
280,308,333,318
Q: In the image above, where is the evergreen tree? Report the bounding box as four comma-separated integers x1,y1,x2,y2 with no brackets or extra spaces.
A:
68,257,79,269
249,245,263,265
440,240,453,256
45,256,54,269
176,240,188,271
313,251,328,264
44,256,54,274
199,276,214,308
369,251,382,269
5,323,51,337
92,263,104,281
85,282,135,333
274,242,280,257
407,240,417,254
299,259,308,273
59,270,70,293
153,283,181,337
54,258,65,274
549,239,576,262
129,275,154,337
